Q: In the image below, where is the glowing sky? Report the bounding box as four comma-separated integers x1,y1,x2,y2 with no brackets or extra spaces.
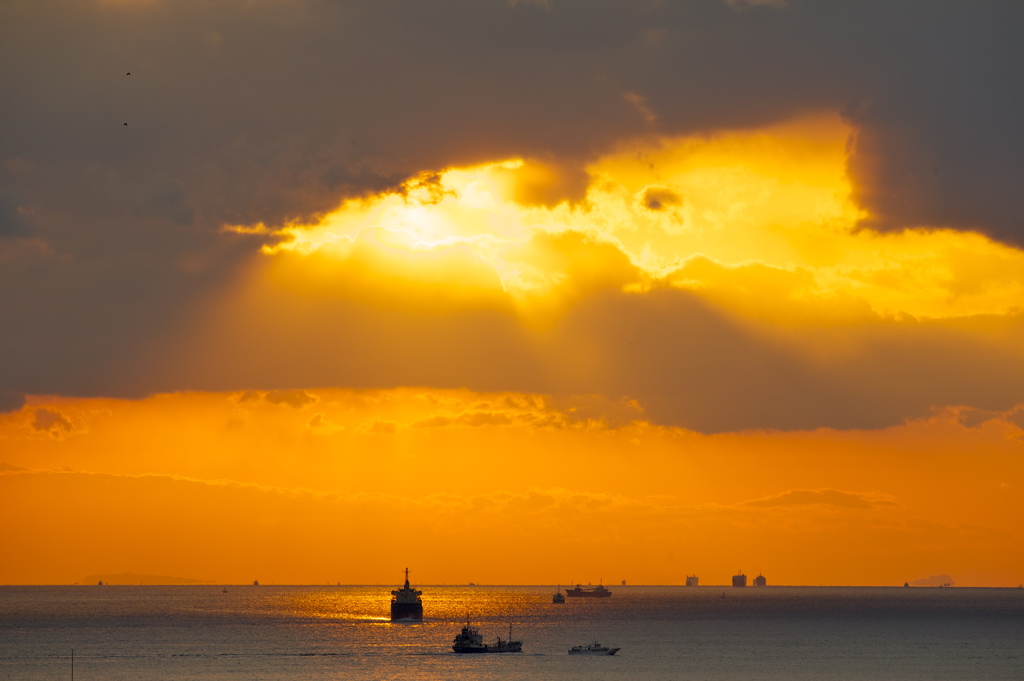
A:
2,0,1023,586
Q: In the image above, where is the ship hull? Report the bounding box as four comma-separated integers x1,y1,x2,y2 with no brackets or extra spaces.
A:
452,646,522,654
569,649,620,655
564,592,611,598
390,602,423,621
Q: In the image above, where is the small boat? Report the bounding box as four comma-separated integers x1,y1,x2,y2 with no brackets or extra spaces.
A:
452,619,523,653
569,641,620,655
222,588,228,593
552,586,565,604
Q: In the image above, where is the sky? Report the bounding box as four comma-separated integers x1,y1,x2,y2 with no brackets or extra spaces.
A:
1,0,1023,587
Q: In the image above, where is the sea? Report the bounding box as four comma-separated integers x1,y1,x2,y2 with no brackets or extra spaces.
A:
1,585,1022,681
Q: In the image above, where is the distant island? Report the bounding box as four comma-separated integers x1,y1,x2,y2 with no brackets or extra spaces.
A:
83,573,214,585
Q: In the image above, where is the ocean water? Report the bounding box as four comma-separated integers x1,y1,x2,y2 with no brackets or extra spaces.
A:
1,585,1022,680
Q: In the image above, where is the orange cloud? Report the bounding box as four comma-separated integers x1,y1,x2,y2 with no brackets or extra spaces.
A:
742,489,900,510
1,390,1022,586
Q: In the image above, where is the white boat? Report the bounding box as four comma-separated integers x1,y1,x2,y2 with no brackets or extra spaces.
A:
569,641,620,655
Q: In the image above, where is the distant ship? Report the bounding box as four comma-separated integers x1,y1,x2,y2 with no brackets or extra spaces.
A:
732,572,747,587
391,568,423,621
685,575,699,586
452,619,522,653
552,586,566,604
754,573,767,586
569,641,621,655
565,583,612,598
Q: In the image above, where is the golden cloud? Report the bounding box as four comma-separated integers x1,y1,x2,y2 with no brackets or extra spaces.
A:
741,489,900,510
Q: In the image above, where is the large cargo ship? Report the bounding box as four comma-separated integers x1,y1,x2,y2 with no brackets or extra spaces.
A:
452,620,522,653
564,583,612,598
390,568,423,621
732,572,747,587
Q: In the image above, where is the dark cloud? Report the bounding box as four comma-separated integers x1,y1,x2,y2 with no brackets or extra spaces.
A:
306,413,327,430
322,165,406,197
7,222,1024,433
842,3,1024,242
2,0,1021,241
32,407,73,436
264,389,318,409
0,186,32,238
954,407,1003,429
2,0,1024,429
642,186,684,211
104,242,1023,433
549,286,1024,432
0,391,26,413
1004,409,1024,431
132,177,196,226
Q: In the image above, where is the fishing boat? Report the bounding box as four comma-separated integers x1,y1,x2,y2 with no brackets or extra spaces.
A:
452,619,523,653
569,641,620,655
552,586,565,604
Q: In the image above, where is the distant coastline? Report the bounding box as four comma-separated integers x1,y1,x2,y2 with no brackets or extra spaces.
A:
5,581,1011,588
